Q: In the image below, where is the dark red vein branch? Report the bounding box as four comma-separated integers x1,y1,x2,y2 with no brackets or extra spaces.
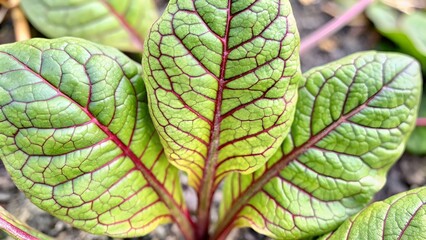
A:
397,200,424,240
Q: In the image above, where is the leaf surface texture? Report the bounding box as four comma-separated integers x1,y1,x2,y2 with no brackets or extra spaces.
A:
320,187,426,240
143,0,301,189
218,52,422,239
0,38,185,237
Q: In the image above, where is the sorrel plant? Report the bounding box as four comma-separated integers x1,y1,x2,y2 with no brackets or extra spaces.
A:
0,0,424,240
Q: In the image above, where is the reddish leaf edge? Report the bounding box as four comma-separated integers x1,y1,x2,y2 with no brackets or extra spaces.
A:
211,56,417,240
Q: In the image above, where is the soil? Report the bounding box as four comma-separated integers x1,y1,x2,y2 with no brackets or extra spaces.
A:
0,0,425,240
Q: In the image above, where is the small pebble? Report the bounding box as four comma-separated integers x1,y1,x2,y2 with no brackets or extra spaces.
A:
0,192,11,202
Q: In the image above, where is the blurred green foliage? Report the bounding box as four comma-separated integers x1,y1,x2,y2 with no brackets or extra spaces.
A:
366,2,426,73
407,93,426,155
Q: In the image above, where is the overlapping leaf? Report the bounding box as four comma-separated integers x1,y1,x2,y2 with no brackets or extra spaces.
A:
320,187,426,240
0,38,191,238
216,52,422,239
20,0,158,52
0,206,52,240
143,0,301,190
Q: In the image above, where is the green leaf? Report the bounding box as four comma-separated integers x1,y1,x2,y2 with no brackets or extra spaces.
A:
20,0,158,52
0,206,52,240
406,94,426,155
0,38,192,238
215,52,422,239
143,0,301,190
366,2,426,72
319,187,426,240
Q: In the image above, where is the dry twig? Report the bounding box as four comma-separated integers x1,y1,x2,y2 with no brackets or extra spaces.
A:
0,0,30,41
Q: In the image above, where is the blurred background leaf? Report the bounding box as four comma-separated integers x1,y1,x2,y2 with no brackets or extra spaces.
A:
407,94,426,155
20,0,158,52
333,0,426,73
366,1,426,73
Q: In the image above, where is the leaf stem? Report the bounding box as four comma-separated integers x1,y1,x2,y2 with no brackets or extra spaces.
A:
299,0,374,55
0,218,40,240
0,7,8,24
11,6,30,41
0,207,50,240
417,118,426,126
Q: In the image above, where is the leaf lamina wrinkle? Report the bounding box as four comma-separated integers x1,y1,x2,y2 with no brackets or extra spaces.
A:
0,38,192,238
217,52,422,239
0,1,423,239
143,0,301,190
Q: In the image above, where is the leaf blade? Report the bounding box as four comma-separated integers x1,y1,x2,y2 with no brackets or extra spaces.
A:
216,52,422,239
143,0,301,190
319,187,426,240
20,0,158,52
0,38,191,238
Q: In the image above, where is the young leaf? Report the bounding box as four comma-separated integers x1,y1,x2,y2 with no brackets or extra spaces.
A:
0,38,193,238
319,187,426,240
215,52,422,239
0,206,52,240
143,0,301,191
20,0,158,52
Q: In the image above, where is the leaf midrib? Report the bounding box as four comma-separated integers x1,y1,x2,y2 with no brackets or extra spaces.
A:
195,0,233,230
